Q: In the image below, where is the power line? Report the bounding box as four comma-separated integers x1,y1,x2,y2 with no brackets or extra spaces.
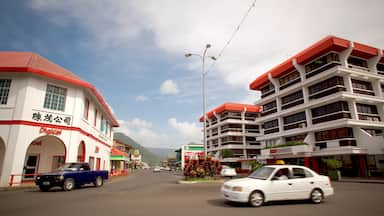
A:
207,0,257,73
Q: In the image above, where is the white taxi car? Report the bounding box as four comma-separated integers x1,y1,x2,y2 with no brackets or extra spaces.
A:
221,165,334,207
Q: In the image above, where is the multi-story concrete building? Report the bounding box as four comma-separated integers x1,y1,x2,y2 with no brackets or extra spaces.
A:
250,35,384,177
0,52,119,186
200,103,261,169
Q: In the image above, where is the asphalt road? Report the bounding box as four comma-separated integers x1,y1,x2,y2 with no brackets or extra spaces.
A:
0,170,384,216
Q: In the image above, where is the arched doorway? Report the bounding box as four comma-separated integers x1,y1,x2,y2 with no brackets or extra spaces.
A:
0,137,5,178
77,141,86,162
23,135,66,180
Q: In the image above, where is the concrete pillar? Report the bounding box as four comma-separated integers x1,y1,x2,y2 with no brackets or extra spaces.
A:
339,41,354,67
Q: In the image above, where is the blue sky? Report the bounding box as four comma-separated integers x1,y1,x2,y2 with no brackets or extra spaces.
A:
1,0,383,148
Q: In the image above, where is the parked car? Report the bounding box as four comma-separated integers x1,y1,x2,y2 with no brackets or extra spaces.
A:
221,165,334,207
220,165,237,177
35,162,108,192
153,167,161,172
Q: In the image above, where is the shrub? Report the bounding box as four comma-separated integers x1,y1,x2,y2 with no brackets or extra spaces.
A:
184,158,221,178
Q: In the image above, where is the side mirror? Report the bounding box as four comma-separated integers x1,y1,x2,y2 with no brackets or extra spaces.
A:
271,176,278,181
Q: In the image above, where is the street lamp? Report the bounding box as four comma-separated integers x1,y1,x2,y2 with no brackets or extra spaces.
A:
185,44,216,157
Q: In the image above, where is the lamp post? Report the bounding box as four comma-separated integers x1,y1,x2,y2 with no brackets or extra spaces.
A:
185,44,216,157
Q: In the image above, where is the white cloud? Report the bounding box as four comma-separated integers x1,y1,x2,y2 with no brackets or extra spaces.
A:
135,95,148,102
160,80,179,95
168,118,201,141
30,0,384,90
116,118,168,148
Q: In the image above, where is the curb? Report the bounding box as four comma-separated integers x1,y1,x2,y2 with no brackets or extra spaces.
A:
177,179,224,184
338,180,384,184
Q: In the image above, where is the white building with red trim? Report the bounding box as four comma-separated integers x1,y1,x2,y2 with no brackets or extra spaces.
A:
200,103,261,170
0,52,119,187
250,36,384,177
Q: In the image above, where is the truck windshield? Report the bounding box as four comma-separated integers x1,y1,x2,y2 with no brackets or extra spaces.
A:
58,163,80,171
248,167,275,180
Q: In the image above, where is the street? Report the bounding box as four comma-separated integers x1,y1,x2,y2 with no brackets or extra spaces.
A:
0,170,384,216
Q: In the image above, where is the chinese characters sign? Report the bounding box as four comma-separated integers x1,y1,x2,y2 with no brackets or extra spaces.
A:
32,110,72,126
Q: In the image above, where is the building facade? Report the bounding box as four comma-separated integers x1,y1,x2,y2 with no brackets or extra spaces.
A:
250,36,384,177
200,103,261,170
110,139,131,176
176,143,204,170
0,52,119,186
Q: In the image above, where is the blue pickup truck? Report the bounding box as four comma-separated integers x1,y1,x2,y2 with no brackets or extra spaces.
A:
35,162,109,191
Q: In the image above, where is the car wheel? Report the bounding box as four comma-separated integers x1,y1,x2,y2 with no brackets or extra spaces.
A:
249,191,264,207
94,176,103,187
63,178,75,191
310,189,323,204
39,185,50,192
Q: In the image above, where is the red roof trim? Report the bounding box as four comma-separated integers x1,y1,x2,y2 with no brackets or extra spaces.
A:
249,72,269,90
249,35,384,91
0,120,112,148
295,35,350,65
199,103,260,122
111,147,129,157
0,52,119,127
381,50,384,63
351,42,379,59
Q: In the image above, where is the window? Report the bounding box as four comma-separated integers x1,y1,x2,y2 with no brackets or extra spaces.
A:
315,127,354,141
281,90,304,110
311,101,351,124
305,52,341,78
43,84,67,111
83,98,90,120
0,79,11,104
348,56,368,70
308,76,345,99
352,79,374,96
292,168,313,178
357,103,378,114
357,103,381,121
261,101,277,116
377,63,384,75
279,70,301,90
94,109,98,127
283,112,306,130
260,82,275,98
363,128,383,136
285,134,306,142
263,119,279,134
100,115,105,132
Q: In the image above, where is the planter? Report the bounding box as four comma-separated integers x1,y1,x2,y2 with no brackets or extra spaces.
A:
328,170,341,181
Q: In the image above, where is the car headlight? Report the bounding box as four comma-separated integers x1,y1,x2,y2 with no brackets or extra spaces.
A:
36,176,40,180
56,175,64,180
232,186,243,192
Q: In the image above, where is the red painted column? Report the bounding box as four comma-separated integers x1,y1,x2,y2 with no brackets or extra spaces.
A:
304,157,310,168
358,155,367,177
311,157,319,173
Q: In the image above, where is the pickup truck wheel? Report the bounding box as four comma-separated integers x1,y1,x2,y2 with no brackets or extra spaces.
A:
94,176,103,187
63,178,75,191
39,185,50,192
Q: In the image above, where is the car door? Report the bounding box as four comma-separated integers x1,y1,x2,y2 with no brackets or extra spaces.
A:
268,168,296,201
289,167,315,199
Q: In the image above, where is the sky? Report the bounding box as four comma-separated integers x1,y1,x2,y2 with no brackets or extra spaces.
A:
1,0,383,149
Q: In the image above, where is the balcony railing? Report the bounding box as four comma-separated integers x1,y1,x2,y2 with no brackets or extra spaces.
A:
312,112,351,124
306,61,341,79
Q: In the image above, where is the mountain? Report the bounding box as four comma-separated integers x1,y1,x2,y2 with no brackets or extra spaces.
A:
113,132,163,166
147,148,176,159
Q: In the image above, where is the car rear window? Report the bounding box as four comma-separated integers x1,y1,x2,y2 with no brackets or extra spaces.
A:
292,168,313,178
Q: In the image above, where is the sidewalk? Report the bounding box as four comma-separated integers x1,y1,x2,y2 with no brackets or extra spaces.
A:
338,177,384,184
